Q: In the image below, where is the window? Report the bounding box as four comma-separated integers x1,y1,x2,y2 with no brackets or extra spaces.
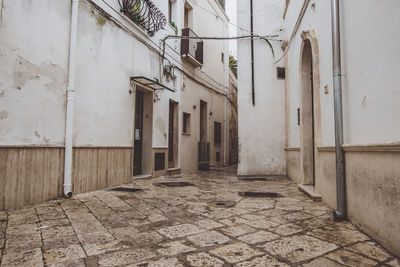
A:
221,52,225,64
183,112,191,134
184,2,193,28
277,67,286,79
214,121,222,145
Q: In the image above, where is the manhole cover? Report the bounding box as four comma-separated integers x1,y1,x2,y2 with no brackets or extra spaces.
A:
209,201,236,208
238,177,267,181
110,187,143,193
153,182,195,187
238,192,282,198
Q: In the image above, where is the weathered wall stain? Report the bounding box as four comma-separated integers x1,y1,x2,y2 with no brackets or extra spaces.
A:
0,110,8,120
13,55,66,94
90,9,107,27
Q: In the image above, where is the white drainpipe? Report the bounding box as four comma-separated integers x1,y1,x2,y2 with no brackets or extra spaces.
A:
64,0,79,198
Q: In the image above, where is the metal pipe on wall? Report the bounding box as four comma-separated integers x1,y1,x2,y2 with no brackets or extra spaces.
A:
331,0,346,220
63,0,80,198
250,0,255,106
223,21,228,166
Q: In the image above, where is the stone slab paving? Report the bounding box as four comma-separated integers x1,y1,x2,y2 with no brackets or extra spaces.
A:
0,167,398,266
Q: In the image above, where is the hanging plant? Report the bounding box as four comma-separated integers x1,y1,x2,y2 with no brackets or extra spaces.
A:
169,21,178,35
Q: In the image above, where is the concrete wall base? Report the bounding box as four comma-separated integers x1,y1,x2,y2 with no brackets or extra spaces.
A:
286,144,400,257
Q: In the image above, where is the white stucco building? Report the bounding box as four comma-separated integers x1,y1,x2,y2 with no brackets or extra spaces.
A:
237,0,400,257
0,0,237,209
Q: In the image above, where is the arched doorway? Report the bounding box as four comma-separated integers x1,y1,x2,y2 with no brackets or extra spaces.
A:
300,30,321,187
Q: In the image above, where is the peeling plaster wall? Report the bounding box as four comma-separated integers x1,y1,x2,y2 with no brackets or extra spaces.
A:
237,0,287,175
0,0,70,145
0,0,232,167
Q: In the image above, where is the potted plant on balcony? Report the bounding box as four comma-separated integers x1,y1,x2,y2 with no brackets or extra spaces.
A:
127,0,146,28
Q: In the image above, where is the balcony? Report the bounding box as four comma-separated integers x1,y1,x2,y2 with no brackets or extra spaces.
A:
180,28,203,68
118,0,166,36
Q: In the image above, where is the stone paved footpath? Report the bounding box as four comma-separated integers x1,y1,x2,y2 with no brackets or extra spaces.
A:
0,167,399,266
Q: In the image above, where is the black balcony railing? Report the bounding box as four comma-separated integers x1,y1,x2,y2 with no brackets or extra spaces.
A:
180,28,203,67
118,0,166,36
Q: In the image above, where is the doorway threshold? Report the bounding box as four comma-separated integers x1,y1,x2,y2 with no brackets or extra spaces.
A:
298,184,321,202
132,174,151,180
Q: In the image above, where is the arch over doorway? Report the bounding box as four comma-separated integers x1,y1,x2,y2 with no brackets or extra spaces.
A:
299,30,322,186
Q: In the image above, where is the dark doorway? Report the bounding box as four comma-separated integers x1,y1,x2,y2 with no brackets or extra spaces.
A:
168,100,178,168
300,39,316,185
200,100,207,143
168,101,174,164
198,100,209,169
133,91,144,176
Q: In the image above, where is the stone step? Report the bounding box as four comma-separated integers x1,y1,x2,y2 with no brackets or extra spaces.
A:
198,162,210,171
298,184,322,202
132,174,151,181
168,168,181,176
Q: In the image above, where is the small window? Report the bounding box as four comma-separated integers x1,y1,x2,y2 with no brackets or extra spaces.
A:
297,108,300,126
221,52,225,63
277,67,286,79
183,112,191,134
184,3,193,28
214,121,222,145
168,0,175,23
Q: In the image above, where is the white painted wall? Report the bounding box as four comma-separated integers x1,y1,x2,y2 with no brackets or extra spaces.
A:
284,0,400,147
237,0,287,175
0,0,233,173
340,0,400,145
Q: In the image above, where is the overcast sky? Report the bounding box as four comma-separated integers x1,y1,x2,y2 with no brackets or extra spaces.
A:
225,0,237,58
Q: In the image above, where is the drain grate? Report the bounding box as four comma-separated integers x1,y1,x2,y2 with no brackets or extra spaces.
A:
209,200,236,208
110,187,143,193
153,182,195,187
238,177,267,181
238,192,282,198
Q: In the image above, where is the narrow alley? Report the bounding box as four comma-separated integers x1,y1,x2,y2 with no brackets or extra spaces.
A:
0,168,398,266
1,0,400,265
